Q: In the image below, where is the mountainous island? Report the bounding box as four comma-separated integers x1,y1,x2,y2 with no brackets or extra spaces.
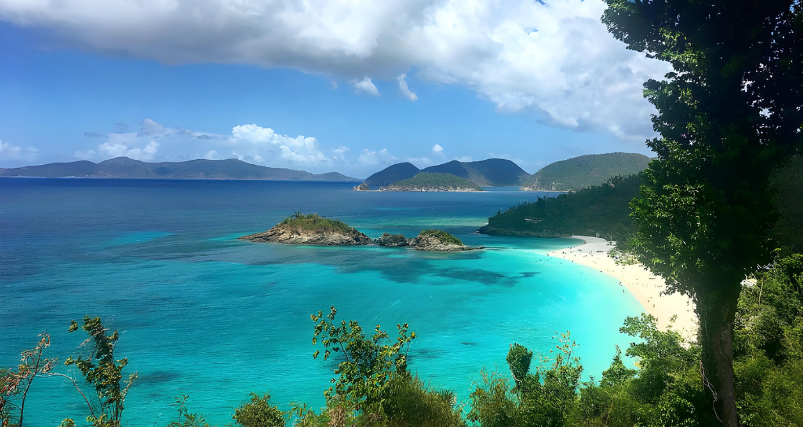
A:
240,213,480,251
384,172,483,192
0,157,360,181
522,152,651,191
362,158,530,188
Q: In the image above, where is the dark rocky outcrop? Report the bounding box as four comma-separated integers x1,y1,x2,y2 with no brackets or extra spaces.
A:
375,233,411,247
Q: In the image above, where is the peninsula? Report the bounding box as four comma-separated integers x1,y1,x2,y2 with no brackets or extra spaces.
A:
383,172,483,192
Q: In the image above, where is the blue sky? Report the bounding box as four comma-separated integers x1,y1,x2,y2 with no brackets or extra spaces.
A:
0,0,668,178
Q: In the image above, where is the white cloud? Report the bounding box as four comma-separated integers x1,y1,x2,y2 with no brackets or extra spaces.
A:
0,139,39,161
0,140,22,159
454,155,472,162
432,144,444,155
358,148,397,166
98,140,160,161
230,124,327,164
204,150,218,160
397,74,417,101
352,77,380,96
0,0,669,140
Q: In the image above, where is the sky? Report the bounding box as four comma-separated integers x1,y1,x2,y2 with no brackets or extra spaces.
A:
0,0,671,178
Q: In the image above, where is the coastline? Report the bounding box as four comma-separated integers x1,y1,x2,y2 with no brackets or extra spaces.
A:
547,236,698,336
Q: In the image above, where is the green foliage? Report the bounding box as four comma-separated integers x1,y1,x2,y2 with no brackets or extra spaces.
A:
232,393,284,427
573,315,714,427
278,213,358,235
481,174,641,240
733,254,803,426
65,316,137,427
469,333,582,427
310,306,416,409
771,155,803,253
0,333,56,427
165,396,214,427
388,172,482,191
602,0,803,422
417,229,463,246
524,153,651,191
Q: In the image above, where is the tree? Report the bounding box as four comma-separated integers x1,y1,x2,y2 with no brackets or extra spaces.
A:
65,316,137,427
0,333,56,427
602,1,803,425
232,393,284,427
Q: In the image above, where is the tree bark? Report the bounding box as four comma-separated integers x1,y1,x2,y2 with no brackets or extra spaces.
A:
696,283,741,427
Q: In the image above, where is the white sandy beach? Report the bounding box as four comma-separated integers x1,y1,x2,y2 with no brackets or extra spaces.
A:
548,236,698,336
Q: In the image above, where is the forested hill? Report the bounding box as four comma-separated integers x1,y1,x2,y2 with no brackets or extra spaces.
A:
385,172,483,191
0,157,360,181
362,158,530,187
479,174,642,239
523,152,651,191
422,158,530,186
363,162,421,186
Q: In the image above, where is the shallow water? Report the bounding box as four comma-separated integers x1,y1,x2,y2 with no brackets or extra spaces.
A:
0,179,642,425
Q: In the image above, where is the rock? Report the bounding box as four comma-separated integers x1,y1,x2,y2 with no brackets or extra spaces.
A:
375,233,411,247
409,230,483,252
353,183,370,191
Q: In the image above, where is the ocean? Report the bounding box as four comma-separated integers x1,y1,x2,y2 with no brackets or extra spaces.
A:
0,178,643,425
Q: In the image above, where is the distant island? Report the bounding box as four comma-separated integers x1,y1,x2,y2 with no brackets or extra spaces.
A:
383,172,483,192
360,158,530,188
356,153,653,192
521,152,651,191
0,157,360,182
240,213,481,251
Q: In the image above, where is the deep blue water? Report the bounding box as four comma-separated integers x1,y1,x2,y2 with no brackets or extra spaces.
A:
0,179,642,425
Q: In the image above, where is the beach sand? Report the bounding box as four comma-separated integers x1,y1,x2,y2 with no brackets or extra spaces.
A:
548,236,698,336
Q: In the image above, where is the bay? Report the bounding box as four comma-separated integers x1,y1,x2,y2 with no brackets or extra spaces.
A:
0,179,642,425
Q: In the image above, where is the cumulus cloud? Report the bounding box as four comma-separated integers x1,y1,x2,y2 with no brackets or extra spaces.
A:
352,77,380,96
0,0,669,140
358,148,397,166
204,150,218,160
432,144,444,155
98,140,160,161
0,139,39,161
397,74,417,101
230,124,327,164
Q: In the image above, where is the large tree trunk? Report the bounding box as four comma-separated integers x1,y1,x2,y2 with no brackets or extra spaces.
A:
696,283,741,427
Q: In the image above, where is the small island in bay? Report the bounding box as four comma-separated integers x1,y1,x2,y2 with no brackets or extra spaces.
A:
241,214,481,251
239,213,373,246
383,172,483,192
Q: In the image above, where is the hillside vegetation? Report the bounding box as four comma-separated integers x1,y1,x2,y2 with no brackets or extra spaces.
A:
524,153,650,191
480,174,641,239
385,172,482,191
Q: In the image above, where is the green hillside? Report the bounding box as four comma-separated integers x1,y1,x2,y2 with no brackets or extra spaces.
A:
480,174,642,239
524,152,651,191
386,172,482,191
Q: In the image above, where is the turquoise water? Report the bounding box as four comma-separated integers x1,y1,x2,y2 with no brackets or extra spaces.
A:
0,179,642,425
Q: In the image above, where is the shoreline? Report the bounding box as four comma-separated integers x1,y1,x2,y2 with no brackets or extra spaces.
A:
547,236,697,335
